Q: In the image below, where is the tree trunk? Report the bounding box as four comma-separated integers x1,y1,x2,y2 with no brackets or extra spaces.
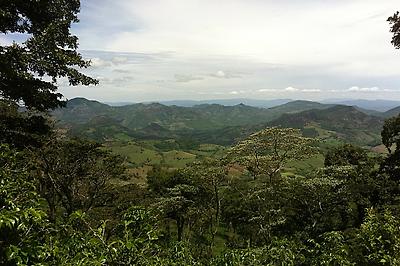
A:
47,198,56,222
177,217,184,241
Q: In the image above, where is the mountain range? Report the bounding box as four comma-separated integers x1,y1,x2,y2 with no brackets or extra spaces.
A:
53,98,400,147
104,98,400,112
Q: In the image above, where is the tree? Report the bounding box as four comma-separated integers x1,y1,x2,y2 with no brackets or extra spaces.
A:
34,138,125,221
0,0,97,111
182,159,228,248
228,127,316,182
381,115,400,154
0,1,97,149
0,99,52,148
324,144,370,167
0,145,48,265
380,115,400,180
388,11,400,49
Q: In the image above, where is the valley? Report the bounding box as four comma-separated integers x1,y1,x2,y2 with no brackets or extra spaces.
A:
53,97,397,187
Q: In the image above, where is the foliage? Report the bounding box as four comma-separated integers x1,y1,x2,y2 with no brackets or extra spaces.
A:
380,115,400,199
0,0,97,110
54,98,386,147
388,11,400,49
0,0,98,151
0,145,48,265
34,138,125,221
228,127,316,181
212,237,306,266
0,100,52,148
324,144,370,167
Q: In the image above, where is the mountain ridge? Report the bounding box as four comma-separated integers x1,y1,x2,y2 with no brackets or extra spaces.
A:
53,97,388,146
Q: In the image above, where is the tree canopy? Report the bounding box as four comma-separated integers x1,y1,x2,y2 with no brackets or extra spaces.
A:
388,11,400,49
0,0,97,111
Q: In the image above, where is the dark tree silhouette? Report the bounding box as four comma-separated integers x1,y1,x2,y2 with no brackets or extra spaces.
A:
388,11,400,49
0,0,98,111
0,1,98,148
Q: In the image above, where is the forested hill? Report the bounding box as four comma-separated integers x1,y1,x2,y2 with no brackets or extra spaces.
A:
54,98,378,129
269,105,385,145
54,98,276,130
52,98,391,146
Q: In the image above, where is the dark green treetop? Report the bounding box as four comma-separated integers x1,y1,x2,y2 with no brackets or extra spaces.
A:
0,0,98,111
388,11,400,49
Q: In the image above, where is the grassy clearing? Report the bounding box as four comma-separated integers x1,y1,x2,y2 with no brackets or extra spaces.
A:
162,150,197,168
106,141,162,166
190,144,226,158
284,154,325,177
106,139,328,186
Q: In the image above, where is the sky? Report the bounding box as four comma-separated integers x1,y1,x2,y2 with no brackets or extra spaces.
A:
18,1,400,101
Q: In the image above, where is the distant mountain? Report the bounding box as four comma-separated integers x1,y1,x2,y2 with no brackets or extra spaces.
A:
53,98,114,124
55,99,277,130
104,101,136,106
53,98,384,146
270,105,384,145
154,98,292,108
54,98,339,131
269,100,334,113
322,99,400,112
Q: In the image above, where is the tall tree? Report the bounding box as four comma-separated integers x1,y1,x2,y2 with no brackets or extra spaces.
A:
228,127,316,182
0,1,97,148
0,0,97,110
34,139,124,221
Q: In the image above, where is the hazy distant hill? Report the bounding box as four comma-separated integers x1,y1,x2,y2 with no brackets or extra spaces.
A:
322,99,400,112
268,100,334,113
102,98,400,113
382,106,400,118
156,98,291,108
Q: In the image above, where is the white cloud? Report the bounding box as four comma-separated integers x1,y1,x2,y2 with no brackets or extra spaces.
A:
302,89,321,92
229,90,246,95
285,87,300,92
258,88,278,92
90,57,112,68
348,86,381,92
216,70,226,78
209,70,242,79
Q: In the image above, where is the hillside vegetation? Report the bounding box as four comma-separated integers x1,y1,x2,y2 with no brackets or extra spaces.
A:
54,98,391,147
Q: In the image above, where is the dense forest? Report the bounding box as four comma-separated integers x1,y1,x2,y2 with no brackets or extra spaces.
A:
2,1,400,265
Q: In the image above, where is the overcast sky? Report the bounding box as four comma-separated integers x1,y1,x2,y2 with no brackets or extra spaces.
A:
60,1,400,101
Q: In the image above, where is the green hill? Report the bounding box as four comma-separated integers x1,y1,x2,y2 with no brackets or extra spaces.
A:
53,98,383,146
269,105,384,146
54,98,341,129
